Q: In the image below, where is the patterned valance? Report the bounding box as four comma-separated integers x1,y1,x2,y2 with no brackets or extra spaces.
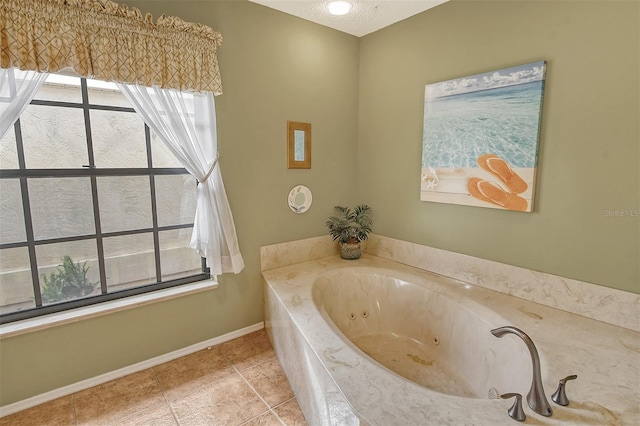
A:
0,0,223,94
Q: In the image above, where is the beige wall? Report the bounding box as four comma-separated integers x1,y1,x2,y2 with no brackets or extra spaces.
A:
358,0,639,293
1,0,638,407
0,0,359,406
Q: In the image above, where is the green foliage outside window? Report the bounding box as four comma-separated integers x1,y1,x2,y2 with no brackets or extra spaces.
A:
41,256,97,303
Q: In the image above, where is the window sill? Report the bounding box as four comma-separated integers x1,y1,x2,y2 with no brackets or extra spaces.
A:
0,280,218,339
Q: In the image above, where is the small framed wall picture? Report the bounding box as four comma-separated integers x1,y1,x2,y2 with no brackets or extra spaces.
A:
287,121,311,169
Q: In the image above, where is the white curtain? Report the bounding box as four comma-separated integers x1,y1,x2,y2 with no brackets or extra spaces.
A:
117,84,245,275
0,68,48,139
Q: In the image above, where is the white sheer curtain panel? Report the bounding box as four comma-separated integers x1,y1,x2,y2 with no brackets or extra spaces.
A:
0,68,48,138
117,84,245,275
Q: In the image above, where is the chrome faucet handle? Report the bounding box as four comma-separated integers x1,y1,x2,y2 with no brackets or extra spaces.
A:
551,374,577,406
501,393,526,422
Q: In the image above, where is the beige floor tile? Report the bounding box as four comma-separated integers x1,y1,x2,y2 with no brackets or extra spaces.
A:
219,329,276,371
171,373,268,426
153,346,235,401
241,358,294,407
241,411,284,426
273,398,308,426
0,396,73,426
2,331,306,426
74,370,165,425
109,402,177,426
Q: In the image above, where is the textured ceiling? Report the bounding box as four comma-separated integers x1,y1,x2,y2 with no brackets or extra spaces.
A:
248,0,449,37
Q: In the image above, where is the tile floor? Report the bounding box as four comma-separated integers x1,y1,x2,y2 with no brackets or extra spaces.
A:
0,329,308,426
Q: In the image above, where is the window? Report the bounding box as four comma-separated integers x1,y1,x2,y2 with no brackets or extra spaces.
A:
0,74,209,324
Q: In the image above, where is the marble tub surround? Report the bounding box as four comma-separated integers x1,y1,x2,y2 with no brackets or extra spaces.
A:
262,235,639,332
364,235,639,332
260,236,339,272
263,256,639,425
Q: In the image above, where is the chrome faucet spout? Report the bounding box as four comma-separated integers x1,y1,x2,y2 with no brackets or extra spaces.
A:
491,326,553,417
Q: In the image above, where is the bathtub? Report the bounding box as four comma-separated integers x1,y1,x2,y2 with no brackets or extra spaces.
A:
263,255,639,425
312,269,530,400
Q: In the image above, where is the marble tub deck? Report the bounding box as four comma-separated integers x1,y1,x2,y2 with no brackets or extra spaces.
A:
263,254,639,425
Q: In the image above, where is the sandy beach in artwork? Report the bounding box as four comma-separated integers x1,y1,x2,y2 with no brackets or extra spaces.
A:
420,167,536,211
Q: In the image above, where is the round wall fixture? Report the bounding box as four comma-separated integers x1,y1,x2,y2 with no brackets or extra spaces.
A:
288,185,312,214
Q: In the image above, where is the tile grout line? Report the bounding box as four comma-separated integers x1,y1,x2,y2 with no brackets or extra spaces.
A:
217,331,293,425
270,397,302,426
149,366,181,426
71,393,78,426
233,364,287,426
154,339,278,426
88,370,178,426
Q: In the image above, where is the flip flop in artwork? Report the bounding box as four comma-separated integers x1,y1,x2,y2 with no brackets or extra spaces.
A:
477,154,528,194
467,177,528,212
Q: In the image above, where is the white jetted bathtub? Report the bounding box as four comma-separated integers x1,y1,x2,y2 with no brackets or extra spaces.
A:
263,255,639,425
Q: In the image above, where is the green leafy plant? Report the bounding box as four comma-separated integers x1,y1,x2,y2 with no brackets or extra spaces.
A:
41,255,97,303
325,204,373,244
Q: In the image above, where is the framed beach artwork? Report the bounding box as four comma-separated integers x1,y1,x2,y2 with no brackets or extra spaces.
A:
420,61,546,212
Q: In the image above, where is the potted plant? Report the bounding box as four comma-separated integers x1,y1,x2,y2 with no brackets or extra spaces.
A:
325,204,372,260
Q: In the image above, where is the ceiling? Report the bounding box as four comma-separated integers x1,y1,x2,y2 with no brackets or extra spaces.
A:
248,0,449,37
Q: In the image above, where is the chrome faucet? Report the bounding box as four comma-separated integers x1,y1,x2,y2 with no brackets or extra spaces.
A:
491,326,553,417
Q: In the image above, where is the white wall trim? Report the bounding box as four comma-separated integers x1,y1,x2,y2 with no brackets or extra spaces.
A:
0,322,264,418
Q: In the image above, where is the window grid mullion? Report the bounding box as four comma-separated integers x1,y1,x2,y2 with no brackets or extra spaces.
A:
145,125,163,282
91,175,108,295
13,119,43,307
80,78,108,295
30,98,136,114
0,223,194,251
0,168,191,179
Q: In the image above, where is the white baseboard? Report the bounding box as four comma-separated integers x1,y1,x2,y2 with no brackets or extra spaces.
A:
0,322,264,418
